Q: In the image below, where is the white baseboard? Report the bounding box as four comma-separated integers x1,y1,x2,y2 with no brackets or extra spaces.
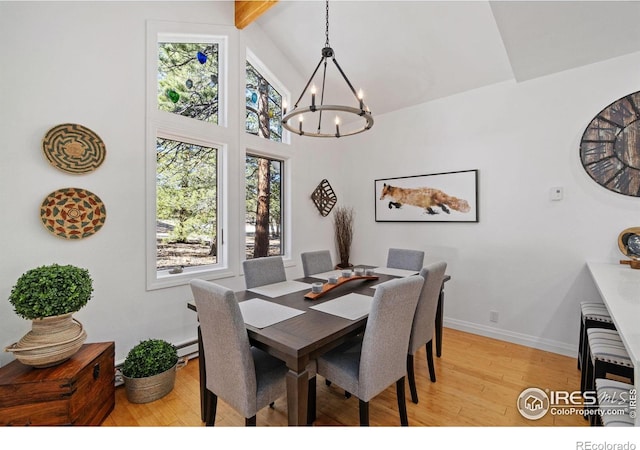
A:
443,317,577,358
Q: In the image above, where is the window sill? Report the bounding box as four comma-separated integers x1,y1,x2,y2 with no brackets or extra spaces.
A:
147,267,235,291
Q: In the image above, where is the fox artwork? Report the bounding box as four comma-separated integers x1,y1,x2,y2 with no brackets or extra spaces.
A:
379,183,470,215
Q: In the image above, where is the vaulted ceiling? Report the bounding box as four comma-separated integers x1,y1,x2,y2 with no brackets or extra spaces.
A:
245,1,640,117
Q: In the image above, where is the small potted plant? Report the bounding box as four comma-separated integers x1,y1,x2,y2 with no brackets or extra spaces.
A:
5,263,93,367
333,206,354,269
122,339,179,404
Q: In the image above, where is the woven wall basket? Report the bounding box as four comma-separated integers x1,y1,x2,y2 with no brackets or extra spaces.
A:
124,364,177,404
4,313,87,368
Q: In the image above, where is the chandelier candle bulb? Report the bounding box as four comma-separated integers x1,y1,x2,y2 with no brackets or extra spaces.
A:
358,89,364,110
311,86,317,109
335,116,340,137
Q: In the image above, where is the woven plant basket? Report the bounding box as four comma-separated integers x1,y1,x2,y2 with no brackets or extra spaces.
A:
124,364,177,404
4,313,87,368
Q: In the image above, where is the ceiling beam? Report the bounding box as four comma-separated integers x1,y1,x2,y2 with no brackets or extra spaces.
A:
235,1,278,30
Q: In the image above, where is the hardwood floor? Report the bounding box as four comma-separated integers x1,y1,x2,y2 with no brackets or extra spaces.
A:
102,327,587,427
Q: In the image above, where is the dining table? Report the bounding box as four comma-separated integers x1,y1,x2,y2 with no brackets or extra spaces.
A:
187,266,450,426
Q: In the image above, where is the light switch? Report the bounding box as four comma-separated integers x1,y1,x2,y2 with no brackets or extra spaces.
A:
550,187,563,201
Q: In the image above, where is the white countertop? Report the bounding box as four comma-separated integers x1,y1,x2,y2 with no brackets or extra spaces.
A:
587,261,640,425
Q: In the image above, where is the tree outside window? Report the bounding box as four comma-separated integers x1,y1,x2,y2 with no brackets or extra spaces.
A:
245,59,285,260
246,62,282,142
156,138,218,271
245,155,283,259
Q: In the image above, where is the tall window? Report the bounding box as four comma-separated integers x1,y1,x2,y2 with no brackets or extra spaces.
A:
147,23,229,289
245,155,283,259
245,61,283,142
156,138,218,271
158,42,219,124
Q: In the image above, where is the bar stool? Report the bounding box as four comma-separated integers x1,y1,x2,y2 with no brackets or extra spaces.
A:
593,378,635,426
582,329,634,420
578,302,615,370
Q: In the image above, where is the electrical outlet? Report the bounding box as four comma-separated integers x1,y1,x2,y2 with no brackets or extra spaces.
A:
490,310,499,323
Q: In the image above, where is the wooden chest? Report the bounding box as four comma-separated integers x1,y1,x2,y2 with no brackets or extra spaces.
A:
0,342,115,426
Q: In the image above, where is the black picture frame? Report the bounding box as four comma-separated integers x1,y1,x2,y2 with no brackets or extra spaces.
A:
375,169,478,222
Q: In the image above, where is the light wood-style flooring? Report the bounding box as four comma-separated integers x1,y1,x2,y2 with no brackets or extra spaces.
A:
102,327,587,427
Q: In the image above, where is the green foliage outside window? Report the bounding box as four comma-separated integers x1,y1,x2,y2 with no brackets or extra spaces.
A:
156,138,217,269
245,62,282,142
158,42,219,124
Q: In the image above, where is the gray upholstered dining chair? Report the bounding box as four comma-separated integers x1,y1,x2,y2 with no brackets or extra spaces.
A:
189,279,288,426
315,275,423,426
386,248,425,272
407,261,447,404
242,255,286,289
301,250,334,277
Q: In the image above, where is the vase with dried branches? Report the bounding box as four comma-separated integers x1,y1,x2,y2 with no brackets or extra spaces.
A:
333,206,354,269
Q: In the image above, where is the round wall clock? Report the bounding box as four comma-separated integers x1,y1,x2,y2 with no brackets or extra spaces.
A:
580,91,640,197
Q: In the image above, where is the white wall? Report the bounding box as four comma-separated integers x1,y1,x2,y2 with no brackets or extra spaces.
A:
341,52,640,355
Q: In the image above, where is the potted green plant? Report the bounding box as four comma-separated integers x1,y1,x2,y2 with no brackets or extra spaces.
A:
5,263,93,368
333,206,354,269
122,339,179,404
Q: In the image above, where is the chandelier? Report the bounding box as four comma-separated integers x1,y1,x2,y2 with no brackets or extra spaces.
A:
281,0,373,138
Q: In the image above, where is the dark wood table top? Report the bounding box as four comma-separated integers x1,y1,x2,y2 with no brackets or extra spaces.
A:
239,273,398,370
188,273,451,370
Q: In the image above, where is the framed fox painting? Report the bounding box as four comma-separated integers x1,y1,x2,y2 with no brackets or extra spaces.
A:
375,169,478,222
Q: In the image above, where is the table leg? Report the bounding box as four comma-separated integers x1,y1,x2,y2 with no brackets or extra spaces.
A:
286,368,309,426
435,283,444,357
197,325,206,422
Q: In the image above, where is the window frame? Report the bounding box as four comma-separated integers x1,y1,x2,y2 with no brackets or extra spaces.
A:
244,152,286,260
241,49,293,266
245,48,290,145
146,21,235,290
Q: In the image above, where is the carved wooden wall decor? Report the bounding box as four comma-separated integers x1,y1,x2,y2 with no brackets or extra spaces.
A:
311,179,337,217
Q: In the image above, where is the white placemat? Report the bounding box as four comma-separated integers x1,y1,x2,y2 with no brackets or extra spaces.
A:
371,267,419,277
248,280,312,298
310,293,373,320
239,298,305,328
308,270,342,281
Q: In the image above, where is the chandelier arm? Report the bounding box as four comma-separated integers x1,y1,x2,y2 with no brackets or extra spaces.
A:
317,59,329,133
331,57,362,104
293,56,326,108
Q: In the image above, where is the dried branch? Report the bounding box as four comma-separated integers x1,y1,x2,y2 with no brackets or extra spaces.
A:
333,206,354,267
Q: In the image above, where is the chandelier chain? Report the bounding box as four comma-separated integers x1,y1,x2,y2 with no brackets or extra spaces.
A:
325,0,330,48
